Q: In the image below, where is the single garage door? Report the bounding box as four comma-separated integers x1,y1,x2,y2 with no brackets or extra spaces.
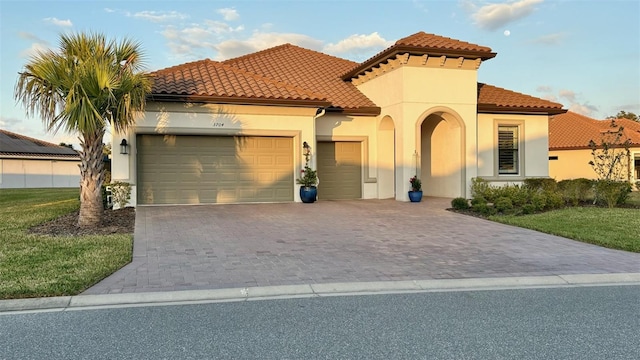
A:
316,141,362,200
137,135,293,204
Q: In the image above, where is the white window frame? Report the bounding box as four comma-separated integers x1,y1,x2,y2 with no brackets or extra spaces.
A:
494,121,524,177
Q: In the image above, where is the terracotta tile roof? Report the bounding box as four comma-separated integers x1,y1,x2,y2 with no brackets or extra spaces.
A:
478,83,566,114
151,58,331,106
222,44,379,113
549,111,640,150
0,129,79,158
149,33,564,116
395,32,494,53
342,32,496,80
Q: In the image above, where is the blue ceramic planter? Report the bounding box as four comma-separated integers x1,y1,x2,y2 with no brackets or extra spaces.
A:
408,191,423,202
300,186,317,203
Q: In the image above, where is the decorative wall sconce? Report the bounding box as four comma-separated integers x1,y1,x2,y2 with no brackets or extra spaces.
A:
120,139,129,155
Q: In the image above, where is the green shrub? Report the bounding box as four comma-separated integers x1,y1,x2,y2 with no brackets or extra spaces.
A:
451,197,470,210
110,181,132,209
472,202,496,216
494,196,513,212
470,178,497,202
544,190,565,210
471,196,487,206
594,180,632,208
521,204,536,215
531,193,547,211
524,178,558,192
558,178,594,206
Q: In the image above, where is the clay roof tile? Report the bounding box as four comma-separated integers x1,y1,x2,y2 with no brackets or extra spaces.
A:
549,111,640,150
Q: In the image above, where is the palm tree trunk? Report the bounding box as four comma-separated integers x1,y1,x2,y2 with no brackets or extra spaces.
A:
78,129,105,228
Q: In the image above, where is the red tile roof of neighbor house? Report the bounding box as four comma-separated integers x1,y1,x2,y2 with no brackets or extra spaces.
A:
0,129,79,158
150,32,564,116
549,111,640,150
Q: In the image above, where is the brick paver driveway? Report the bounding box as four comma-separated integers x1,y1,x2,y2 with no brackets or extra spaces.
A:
85,198,640,294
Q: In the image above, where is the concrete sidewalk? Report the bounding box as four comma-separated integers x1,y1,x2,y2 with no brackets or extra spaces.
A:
83,198,640,295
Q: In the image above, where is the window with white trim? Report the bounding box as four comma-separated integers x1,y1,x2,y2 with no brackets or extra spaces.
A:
498,126,519,175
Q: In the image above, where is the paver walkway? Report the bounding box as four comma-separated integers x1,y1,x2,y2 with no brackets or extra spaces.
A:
84,198,640,294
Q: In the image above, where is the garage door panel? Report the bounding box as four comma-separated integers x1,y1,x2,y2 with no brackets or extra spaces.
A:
317,141,362,200
137,135,293,204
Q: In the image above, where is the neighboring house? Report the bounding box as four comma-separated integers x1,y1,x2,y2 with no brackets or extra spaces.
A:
111,31,566,206
549,111,640,182
0,129,80,188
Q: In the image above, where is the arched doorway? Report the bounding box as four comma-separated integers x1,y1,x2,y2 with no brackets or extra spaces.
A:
419,110,465,198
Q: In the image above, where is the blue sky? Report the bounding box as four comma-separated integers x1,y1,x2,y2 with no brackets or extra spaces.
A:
1,0,638,146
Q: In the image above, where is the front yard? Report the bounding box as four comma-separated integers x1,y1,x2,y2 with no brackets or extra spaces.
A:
489,206,640,253
0,188,132,299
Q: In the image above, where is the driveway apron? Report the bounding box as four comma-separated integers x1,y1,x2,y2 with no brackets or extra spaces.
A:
84,198,640,294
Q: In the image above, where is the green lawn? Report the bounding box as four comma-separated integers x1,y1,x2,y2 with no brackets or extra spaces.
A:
0,188,132,299
489,206,640,253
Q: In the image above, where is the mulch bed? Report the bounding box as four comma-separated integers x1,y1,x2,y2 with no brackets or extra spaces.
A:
29,207,135,236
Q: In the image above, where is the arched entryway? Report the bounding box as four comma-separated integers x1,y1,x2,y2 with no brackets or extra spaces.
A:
418,109,465,198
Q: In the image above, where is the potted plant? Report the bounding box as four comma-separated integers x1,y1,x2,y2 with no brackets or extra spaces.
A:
297,141,318,203
408,175,423,202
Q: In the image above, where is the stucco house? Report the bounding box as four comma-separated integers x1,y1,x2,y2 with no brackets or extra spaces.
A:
549,111,640,183
0,129,80,188
111,31,566,206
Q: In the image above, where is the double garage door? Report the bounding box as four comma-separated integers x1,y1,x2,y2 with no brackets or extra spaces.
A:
137,135,293,204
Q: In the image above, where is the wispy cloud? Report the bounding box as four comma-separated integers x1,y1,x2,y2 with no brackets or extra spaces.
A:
323,32,393,60
217,8,239,21
538,86,598,116
162,21,245,61
536,85,553,93
215,32,323,60
569,103,598,117
466,0,543,31
531,32,566,45
43,17,72,27
132,10,188,23
17,32,50,58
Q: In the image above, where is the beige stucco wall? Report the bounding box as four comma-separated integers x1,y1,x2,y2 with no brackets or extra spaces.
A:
356,56,479,199
112,102,324,206
477,113,550,186
550,147,640,182
0,158,80,188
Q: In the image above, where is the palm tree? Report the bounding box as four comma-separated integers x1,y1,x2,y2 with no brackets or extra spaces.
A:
15,32,151,228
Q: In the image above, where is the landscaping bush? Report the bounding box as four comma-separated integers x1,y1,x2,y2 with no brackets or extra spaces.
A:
472,202,496,216
524,178,558,192
110,181,132,209
494,197,514,213
451,197,470,210
558,178,594,206
531,193,547,212
470,178,496,202
544,190,565,210
594,180,632,208
521,204,536,215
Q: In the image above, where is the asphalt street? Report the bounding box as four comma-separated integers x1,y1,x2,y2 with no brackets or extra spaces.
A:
1,285,639,359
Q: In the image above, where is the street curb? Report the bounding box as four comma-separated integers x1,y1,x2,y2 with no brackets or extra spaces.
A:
2,273,639,313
